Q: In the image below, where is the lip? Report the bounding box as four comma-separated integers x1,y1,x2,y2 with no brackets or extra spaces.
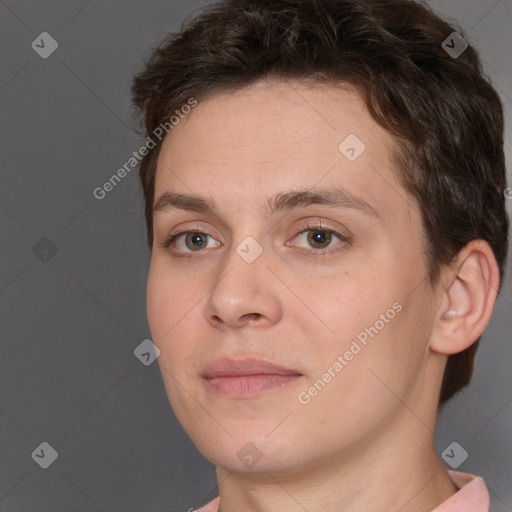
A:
203,357,301,378
203,357,303,398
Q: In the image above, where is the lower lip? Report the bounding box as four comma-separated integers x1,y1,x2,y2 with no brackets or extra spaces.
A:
205,374,302,398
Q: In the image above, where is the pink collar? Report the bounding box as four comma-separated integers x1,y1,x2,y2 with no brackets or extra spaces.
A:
195,470,489,512
431,470,489,511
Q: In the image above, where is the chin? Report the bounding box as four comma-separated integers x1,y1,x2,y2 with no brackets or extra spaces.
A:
191,427,304,476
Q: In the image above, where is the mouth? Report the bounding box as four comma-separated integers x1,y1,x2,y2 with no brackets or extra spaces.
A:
203,357,303,398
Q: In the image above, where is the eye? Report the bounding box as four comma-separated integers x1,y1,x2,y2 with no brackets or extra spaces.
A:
160,223,348,259
290,223,347,255
162,229,221,256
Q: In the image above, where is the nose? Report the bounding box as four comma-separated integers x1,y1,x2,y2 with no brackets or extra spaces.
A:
202,240,283,330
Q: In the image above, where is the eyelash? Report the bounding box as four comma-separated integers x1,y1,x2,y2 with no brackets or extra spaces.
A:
160,223,348,259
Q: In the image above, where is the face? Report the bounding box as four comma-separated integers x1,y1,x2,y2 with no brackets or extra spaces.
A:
146,81,438,476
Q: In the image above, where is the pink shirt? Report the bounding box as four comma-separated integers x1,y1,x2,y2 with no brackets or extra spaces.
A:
432,470,489,512
194,470,489,512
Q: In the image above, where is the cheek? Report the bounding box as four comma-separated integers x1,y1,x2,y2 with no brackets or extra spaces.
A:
146,264,203,404
146,261,198,350
315,273,387,341
146,266,170,341
314,269,424,379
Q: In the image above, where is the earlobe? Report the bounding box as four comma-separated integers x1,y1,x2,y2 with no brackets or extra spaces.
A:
430,240,500,355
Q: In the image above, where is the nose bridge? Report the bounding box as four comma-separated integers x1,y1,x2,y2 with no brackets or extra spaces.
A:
234,234,265,265
203,232,282,328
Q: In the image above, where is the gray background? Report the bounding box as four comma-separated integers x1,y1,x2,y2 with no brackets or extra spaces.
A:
0,0,511,511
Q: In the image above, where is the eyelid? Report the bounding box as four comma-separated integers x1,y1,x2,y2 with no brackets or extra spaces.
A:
293,218,348,236
160,219,350,257
286,221,349,254
160,224,218,249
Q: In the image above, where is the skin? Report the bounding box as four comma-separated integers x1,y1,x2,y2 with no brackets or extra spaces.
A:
146,80,499,512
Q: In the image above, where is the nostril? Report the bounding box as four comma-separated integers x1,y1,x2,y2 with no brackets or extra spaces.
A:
248,312,261,317
242,313,262,323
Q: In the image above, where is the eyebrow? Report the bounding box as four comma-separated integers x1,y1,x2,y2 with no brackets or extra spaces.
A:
153,187,379,218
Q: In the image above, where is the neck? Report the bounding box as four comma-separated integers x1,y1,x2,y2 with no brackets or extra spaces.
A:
215,422,458,512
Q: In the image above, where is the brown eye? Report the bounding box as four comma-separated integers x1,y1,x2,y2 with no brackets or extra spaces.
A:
289,224,348,257
162,229,221,257
307,229,333,249
184,232,209,251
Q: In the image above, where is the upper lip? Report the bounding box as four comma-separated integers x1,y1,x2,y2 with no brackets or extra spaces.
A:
203,357,302,378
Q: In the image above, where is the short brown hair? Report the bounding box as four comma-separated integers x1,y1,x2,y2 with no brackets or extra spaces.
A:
131,0,509,407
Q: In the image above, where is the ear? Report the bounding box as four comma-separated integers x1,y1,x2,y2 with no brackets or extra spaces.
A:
430,240,500,355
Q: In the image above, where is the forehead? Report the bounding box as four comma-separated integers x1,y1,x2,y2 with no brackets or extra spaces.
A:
158,81,380,161
154,80,409,221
